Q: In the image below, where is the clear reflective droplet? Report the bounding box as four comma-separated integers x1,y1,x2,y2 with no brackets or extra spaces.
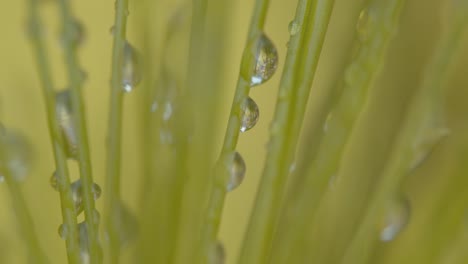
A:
288,21,300,36
0,129,33,182
226,152,246,192
249,33,278,86
56,90,78,159
71,180,102,214
209,241,226,264
356,9,370,42
240,97,259,132
380,196,410,242
78,221,91,264
58,224,68,239
109,201,138,248
409,127,450,172
121,42,141,93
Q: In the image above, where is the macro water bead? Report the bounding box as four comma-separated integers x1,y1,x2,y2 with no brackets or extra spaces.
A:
70,179,102,214
0,129,33,182
380,196,411,242
250,33,278,86
240,97,259,132
121,42,141,93
55,90,78,159
226,152,246,192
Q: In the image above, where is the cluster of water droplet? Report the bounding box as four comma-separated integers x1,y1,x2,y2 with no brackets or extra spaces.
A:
225,33,278,192
0,126,33,183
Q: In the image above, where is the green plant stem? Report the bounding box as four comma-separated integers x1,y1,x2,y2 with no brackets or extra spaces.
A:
340,2,468,263
200,0,270,261
1,168,49,264
26,0,81,263
270,1,406,263
104,0,130,263
57,0,101,263
238,1,335,263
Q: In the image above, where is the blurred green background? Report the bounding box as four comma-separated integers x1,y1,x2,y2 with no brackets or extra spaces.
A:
1,0,467,263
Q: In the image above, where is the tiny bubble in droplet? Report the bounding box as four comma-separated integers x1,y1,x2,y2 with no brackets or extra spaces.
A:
226,152,246,192
240,97,259,132
288,21,300,36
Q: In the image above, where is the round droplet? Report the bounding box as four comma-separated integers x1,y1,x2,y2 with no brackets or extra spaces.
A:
240,97,259,132
379,196,410,242
226,152,246,192
108,201,138,248
209,241,226,264
356,9,370,42
121,42,141,93
71,180,102,214
250,33,278,86
50,171,58,191
55,90,78,159
288,21,300,36
58,224,68,239
0,129,33,182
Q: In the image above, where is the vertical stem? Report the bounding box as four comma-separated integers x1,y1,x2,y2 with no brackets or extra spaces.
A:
238,1,335,264
272,0,406,263
200,0,270,262
340,2,468,263
26,0,81,262
104,0,129,263
57,0,101,263
1,162,49,264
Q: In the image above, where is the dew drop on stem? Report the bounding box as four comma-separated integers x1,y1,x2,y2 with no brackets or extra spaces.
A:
55,90,79,159
379,195,411,242
226,152,246,192
0,129,33,182
240,97,259,132
70,179,102,214
288,20,300,36
209,241,226,264
244,33,278,86
121,42,142,93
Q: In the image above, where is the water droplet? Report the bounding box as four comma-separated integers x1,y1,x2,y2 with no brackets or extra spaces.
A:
240,97,259,132
162,102,174,121
78,221,91,264
70,20,85,46
379,196,410,242
58,224,68,239
226,152,246,192
109,201,138,248
55,90,78,159
71,180,102,214
288,21,300,36
50,171,58,191
209,241,226,264
249,33,278,86
0,129,33,182
409,127,450,172
356,9,370,42
121,42,141,93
